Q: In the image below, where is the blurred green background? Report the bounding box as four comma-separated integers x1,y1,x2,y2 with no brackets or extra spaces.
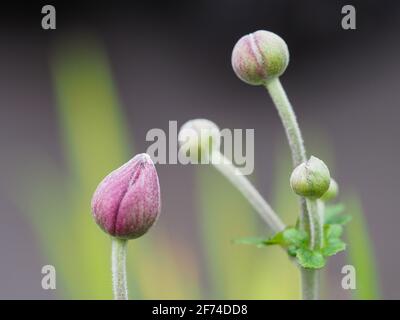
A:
1,0,398,299
1,38,378,299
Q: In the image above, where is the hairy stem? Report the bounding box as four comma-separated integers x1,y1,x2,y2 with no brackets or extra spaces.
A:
265,77,323,300
212,151,285,234
305,199,323,250
301,198,322,300
301,268,319,300
111,238,128,300
265,78,312,236
317,199,325,247
265,78,306,167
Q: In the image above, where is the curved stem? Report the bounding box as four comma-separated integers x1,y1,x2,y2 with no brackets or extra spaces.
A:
265,77,312,236
265,78,307,167
111,238,128,300
265,77,323,300
211,151,285,234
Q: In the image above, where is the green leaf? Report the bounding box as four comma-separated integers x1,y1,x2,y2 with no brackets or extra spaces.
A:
324,203,352,225
322,239,346,257
233,237,267,248
320,224,346,257
287,245,298,257
325,224,343,240
296,248,326,269
325,203,345,216
326,214,352,226
265,227,308,247
283,228,308,246
264,231,284,245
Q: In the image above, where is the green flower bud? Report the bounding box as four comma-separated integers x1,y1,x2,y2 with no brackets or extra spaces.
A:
231,30,289,85
320,178,339,202
178,119,220,162
290,156,331,199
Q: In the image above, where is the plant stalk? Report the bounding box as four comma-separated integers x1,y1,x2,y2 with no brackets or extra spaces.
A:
301,268,319,300
265,77,322,300
212,151,285,234
265,78,306,168
111,238,128,300
305,198,323,250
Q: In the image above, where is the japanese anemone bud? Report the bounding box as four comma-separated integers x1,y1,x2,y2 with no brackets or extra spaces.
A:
91,153,161,239
320,178,339,202
290,156,331,199
231,30,289,85
178,119,221,162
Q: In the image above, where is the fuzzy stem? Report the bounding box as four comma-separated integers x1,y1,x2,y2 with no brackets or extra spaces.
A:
265,78,306,167
301,268,319,300
211,151,285,234
265,78,311,232
111,238,128,300
305,199,323,250
265,77,323,300
317,200,326,247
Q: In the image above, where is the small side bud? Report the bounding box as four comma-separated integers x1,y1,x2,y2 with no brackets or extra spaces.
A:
231,30,289,85
91,153,161,240
290,156,331,199
320,178,339,202
178,119,220,162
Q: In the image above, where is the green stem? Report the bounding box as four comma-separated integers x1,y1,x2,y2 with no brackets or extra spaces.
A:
265,78,306,167
317,200,326,247
265,77,323,300
301,268,319,300
305,199,323,250
265,78,311,234
111,238,128,300
212,151,286,234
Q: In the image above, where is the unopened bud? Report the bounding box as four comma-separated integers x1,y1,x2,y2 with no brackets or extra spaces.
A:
290,156,331,199
178,119,220,162
231,30,289,85
320,178,339,202
91,153,161,239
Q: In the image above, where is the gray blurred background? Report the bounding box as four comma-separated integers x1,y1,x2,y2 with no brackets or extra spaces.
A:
0,0,399,299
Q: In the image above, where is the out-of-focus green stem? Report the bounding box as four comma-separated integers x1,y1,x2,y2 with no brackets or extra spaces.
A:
211,151,286,234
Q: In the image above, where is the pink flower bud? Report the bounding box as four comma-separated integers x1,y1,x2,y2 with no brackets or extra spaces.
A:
231,30,289,85
91,153,161,239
